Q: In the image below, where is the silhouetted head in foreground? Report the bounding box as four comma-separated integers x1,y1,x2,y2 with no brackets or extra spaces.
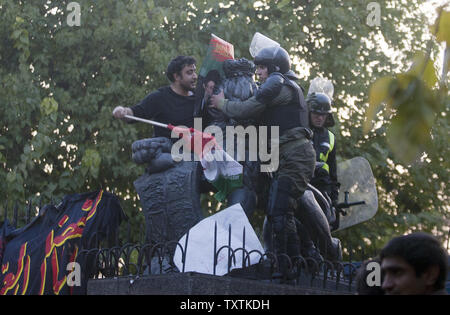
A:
380,232,448,295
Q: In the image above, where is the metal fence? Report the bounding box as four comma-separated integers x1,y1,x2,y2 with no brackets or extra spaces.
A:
76,227,362,293
1,197,376,293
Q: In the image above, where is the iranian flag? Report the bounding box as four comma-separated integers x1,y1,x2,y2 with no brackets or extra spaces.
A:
198,33,234,79
123,115,243,201
194,34,240,200
171,126,243,202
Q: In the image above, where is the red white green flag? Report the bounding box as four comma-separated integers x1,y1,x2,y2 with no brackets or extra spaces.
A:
170,125,243,202
198,34,234,79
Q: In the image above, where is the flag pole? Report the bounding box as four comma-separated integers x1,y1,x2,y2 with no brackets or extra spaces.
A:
124,115,170,129
124,115,217,154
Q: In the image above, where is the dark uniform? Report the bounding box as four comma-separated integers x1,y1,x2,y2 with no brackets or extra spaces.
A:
295,92,342,261
307,92,340,206
216,46,316,277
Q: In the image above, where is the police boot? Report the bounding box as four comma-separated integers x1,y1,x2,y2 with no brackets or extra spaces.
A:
295,218,322,259
286,217,301,258
296,190,342,261
266,178,299,281
269,214,288,276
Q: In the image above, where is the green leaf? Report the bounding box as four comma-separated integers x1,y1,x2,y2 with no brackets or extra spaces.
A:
431,10,450,45
81,149,102,179
19,33,29,45
147,0,155,10
40,97,58,116
407,52,438,89
385,79,438,164
24,145,31,155
48,182,57,193
277,0,290,9
6,172,16,183
364,75,394,133
369,75,395,107
11,29,22,40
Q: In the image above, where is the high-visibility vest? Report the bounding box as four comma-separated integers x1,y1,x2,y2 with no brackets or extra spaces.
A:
318,130,335,173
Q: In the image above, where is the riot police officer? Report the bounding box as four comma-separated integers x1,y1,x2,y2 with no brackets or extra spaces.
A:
210,46,316,278
294,92,342,263
307,92,340,214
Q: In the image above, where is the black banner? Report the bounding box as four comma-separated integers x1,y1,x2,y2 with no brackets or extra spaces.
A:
0,190,125,295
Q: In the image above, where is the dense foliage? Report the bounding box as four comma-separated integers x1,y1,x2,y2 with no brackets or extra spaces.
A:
1,0,448,257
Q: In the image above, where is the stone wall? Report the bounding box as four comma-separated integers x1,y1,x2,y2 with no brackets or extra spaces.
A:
87,272,354,295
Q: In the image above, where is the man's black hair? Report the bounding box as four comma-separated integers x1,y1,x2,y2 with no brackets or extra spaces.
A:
166,56,196,82
380,232,448,291
204,69,221,86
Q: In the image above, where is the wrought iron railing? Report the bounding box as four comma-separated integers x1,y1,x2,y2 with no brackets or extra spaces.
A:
75,223,360,293
1,197,372,293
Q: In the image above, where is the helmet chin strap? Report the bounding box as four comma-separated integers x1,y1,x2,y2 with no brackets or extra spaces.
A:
266,64,280,74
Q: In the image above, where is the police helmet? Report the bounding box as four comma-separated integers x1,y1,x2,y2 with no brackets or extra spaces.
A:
254,46,291,74
306,92,335,127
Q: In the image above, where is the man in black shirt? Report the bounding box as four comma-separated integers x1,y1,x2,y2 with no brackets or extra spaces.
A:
113,56,197,139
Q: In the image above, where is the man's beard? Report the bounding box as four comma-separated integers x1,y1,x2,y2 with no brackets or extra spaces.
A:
181,80,196,92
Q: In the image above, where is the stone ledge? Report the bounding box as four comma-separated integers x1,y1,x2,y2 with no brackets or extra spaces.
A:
87,272,354,295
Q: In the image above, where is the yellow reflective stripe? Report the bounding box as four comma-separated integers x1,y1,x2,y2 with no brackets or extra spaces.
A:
319,153,330,173
328,130,335,152
318,131,334,174
320,131,334,163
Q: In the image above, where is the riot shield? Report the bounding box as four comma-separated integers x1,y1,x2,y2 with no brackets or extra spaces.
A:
333,156,378,231
249,32,280,58
307,77,334,99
